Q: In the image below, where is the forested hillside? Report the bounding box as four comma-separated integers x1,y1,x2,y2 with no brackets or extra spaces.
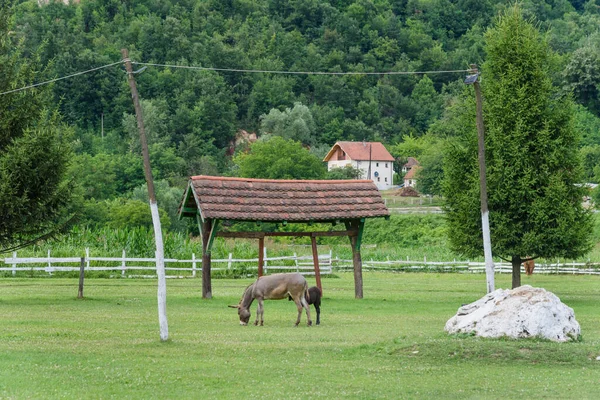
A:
6,0,600,233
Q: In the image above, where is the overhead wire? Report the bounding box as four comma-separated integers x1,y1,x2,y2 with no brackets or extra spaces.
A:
0,58,473,97
131,61,473,76
0,60,124,96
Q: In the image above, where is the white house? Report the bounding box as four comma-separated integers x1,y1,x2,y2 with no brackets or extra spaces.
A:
323,141,395,190
403,165,420,188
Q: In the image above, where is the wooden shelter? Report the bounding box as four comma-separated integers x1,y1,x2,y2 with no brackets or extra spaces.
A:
178,176,390,299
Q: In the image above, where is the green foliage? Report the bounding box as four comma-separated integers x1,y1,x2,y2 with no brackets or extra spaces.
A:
259,102,317,146
234,136,326,179
574,104,600,146
4,0,600,244
325,164,363,180
0,2,75,250
444,5,593,262
130,180,188,231
562,43,600,115
363,215,448,248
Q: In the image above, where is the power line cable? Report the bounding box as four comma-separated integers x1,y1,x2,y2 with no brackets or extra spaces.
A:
0,60,124,96
132,61,472,76
0,58,473,97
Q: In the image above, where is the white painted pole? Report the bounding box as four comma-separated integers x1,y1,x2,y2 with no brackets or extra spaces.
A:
467,64,495,293
122,49,168,341
192,253,197,278
121,249,126,277
151,203,168,341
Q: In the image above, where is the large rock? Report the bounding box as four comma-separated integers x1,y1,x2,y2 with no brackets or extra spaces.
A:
445,285,580,342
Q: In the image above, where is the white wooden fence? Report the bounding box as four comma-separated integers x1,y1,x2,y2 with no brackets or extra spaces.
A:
2,250,600,277
333,257,600,275
0,248,333,278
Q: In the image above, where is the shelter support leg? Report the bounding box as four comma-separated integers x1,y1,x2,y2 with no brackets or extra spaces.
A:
258,236,264,277
201,220,213,299
311,234,323,294
346,220,364,299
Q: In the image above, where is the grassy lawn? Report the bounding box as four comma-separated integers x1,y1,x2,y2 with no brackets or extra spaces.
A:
1,273,599,399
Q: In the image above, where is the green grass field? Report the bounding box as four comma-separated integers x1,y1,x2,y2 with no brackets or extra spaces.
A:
1,273,599,399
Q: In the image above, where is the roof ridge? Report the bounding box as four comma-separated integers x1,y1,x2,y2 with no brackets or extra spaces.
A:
190,175,374,184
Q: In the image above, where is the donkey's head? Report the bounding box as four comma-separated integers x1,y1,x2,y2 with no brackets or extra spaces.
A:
228,304,251,325
229,283,254,325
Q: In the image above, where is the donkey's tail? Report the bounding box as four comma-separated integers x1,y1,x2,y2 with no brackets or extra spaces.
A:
304,282,310,303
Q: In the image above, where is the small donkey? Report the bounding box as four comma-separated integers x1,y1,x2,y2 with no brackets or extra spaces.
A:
289,286,321,325
229,273,312,327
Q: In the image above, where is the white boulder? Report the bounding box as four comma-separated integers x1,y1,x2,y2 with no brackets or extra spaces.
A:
445,285,580,342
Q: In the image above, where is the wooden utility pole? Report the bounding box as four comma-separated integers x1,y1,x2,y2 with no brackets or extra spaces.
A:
467,64,495,293
121,49,169,341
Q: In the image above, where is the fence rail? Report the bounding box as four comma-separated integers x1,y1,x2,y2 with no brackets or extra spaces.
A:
2,250,600,277
0,248,333,278
333,258,600,275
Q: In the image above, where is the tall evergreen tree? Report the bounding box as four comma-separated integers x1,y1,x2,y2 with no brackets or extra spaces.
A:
443,5,592,288
0,2,75,251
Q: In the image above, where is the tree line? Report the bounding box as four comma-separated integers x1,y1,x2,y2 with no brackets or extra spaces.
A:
1,0,599,275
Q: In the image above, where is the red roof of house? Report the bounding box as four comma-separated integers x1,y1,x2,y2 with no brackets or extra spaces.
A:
323,141,395,162
179,175,389,222
404,166,420,180
403,157,419,168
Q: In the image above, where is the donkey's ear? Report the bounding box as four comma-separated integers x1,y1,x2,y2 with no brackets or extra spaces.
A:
228,305,240,309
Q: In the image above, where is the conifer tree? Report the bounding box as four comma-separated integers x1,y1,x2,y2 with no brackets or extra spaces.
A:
0,2,75,251
443,5,592,288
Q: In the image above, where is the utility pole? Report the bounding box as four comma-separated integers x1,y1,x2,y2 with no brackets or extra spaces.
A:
465,64,495,293
121,49,169,341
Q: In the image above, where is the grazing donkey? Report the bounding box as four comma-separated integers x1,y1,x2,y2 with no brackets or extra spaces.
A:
523,258,535,275
289,286,321,325
229,273,312,327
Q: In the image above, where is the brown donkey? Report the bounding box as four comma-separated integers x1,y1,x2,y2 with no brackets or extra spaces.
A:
229,273,312,327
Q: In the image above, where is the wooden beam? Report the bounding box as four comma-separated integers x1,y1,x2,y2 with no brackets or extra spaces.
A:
258,236,264,277
206,219,220,254
216,230,357,239
345,220,363,299
201,220,213,299
310,234,322,295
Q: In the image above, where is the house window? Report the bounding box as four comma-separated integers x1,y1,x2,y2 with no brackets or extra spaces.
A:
385,163,388,168
385,177,388,182
377,177,380,182
376,162,379,167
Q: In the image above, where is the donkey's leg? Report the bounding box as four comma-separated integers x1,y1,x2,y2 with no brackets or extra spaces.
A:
293,297,303,326
255,299,264,326
314,303,320,325
301,296,312,326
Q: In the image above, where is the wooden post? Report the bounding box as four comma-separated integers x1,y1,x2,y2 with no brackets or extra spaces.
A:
191,253,197,278
121,249,126,277
201,220,213,298
468,64,495,293
78,257,85,299
122,48,168,341
258,236,264,277
345,221,363,299
310,234,323,294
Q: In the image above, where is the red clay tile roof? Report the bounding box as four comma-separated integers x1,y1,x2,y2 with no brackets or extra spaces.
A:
323,141,395,162
179,176,389,222
403,157,420,168
404,165,421,180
